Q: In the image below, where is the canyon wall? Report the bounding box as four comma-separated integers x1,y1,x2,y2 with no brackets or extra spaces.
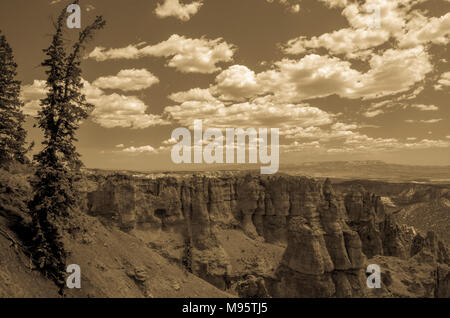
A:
82,173,448,297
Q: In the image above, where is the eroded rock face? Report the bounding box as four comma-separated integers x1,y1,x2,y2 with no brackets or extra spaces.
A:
343,186,411,259
271,178,367,297
411,231,449,265
84,174,370,297
82,173,448,298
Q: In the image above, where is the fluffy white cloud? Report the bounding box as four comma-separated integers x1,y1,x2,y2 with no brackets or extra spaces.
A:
20,80,47,116
355,46,432,99
212,47,430,103
411,104,438,111
87,35,235,74
213,65,261,101
92,69,159,92
398,12,450,48
285,0,449,61
88,92,169,129
434,71,450,90
155,0,203,21
19,78,169,129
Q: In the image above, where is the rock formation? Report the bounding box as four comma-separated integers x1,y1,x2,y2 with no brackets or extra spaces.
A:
81,172,449,298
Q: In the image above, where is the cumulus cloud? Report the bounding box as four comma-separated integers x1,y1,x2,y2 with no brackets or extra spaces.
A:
398,12,450,48
20,80,48,116
87,35,235,74
88,92,169,129
19,79,169,129
285,0,450,61
92,69,159,92
434,71,450,90
155,0,203,21
213,65,260,101
210,47,431,104
355,46,432,99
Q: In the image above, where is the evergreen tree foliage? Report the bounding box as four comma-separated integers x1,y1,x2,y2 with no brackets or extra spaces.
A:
0,31,29,166
28,1,105,293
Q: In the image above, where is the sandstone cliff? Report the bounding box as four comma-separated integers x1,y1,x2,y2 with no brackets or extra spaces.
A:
82,173,448,297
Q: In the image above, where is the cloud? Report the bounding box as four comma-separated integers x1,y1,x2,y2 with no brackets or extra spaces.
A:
164,93,334,130
266,0,301,13
283,123,357,141
163,83,448,156
318,0,347,8
213,65,260,101
411,104,438,111
355,46,432,99
122,145,158,153
87,44,143,61
20,79,169,129
169,88,217,103
20,80,48,116
284,28,390,57
281,131,449,155
285,1,450,62
434,71,450,90
398,12,450,48
87,35,235,74
155,0,203,21
89,93,168,129
211,47,430,103
335,135,450,153
363,109,385,118
405,118,443,124
92,69,159,92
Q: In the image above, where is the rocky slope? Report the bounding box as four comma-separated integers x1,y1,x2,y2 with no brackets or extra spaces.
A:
1,167,448,298
0,168,232,298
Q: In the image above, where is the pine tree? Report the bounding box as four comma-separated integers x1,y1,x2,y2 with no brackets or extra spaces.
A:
0,31,28,166
28,1,105,293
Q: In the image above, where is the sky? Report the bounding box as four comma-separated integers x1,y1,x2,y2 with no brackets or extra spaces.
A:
0,0,449,171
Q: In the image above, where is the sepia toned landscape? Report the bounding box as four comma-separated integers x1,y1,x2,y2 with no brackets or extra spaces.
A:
0,0,449,299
